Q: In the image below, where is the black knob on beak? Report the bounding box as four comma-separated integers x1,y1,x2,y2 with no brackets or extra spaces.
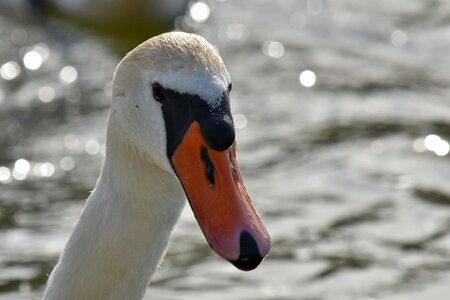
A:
200,115,235,151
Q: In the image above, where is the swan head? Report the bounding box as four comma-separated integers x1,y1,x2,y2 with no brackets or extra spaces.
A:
110,32,270,271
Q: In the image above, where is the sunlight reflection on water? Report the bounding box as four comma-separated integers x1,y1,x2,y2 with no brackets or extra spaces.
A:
38,86,56,103
14,159,31,175
23,50,43,70
64,134,80,149
85,140,101,155
2,1,450,299
222,22,246,41
33,162,56,177
0,61,21,80
0,159,60,183
233,113,247,129
60,156,76,171
59,66,78,84
390,30,408,48
424,134,449,156
299,70,316,87
262,40,285,59
189,1,210,24
0,166,12,183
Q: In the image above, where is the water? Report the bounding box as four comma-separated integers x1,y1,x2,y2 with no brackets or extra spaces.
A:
1,0,450,299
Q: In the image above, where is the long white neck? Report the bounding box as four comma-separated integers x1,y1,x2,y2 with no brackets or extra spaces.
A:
43,115,186,300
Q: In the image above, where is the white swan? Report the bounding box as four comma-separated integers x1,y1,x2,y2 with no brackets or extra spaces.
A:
43,32,271,300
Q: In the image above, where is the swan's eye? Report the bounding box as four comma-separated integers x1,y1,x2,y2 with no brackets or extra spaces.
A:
228,83,232,93
152,83,165,102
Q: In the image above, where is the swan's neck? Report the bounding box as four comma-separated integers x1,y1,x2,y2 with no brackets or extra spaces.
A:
43,121,186,300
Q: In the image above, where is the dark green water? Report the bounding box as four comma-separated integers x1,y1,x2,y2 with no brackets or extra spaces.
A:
1,1,450,299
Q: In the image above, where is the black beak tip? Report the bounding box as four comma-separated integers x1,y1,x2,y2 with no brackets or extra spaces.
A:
229,255,263,271
229,231,264,271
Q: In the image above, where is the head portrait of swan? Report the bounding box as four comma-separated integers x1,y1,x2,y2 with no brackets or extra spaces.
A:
43,32,270,300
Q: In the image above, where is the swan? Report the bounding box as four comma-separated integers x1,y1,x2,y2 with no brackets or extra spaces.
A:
43,32,271,300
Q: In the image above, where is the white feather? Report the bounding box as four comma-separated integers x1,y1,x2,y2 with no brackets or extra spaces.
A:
154,67,230,108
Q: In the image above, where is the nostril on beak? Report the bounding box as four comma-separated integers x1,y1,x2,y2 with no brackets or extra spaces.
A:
200,146,215,185
230,231,263,271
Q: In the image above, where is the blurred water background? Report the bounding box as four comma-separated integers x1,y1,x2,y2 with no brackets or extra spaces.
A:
1,0,450,299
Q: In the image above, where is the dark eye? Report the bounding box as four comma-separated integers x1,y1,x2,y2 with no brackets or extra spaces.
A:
152,82,165,102
228,83,232,92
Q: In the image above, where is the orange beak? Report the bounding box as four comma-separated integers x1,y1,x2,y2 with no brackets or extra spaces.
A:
171,122,271,270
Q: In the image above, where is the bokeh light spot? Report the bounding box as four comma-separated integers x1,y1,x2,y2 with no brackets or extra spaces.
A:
189,2,210,23
412,138,426,153
64,134,79,149
262,41,285,59
85,140,100,155
299,70,316,87
0,166,12,184
225,23,245,40
391,30,408,47
59,66,78,84
38,86,56,103
435,141,449,156
233,113,248,129
424,134,449,156
14,159,30,175
40,162,55,177
1,61,21,80
60,156,76,171
23,50,43,70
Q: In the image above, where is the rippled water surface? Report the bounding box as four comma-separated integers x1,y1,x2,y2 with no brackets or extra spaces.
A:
1,1,450,299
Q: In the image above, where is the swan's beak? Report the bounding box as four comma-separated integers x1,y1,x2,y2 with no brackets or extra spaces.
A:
171,121,271,271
